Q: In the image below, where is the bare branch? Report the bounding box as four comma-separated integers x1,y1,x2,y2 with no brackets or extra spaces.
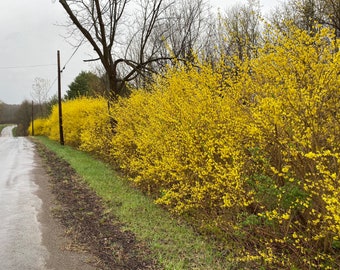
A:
57,0,215,98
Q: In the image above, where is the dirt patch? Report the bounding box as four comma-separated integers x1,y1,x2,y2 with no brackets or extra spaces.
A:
34,140,159,270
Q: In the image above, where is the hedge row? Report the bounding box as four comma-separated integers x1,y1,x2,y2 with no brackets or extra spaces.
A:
32,25,340,269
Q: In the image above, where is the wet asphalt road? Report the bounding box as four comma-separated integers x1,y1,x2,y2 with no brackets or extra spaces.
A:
0,126,97,270
0,126,48,269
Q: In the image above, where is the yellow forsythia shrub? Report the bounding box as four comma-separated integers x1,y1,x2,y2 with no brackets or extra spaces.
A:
110,24,339,268
79,99,113,159
229,25,340,268
28,23,339,269
28,118,48,136
111,63,255,216
28,97,111,159
48,97,108,147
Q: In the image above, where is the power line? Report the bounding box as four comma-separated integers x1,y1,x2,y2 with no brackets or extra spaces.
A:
47,76,58,94
61,22,95,72
0,64,56,70
61,36,87,73
52,37,86,96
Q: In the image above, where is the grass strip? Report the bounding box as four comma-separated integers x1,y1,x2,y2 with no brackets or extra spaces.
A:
0,124,6,133
34,136,228,270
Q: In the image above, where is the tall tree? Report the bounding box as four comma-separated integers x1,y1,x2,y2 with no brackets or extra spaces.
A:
323,0,340,37
15,100,31,136
124,0,214,87
217,0,262,61
31,77,50,117
65,71,105,99
59,0,174,99
270,0,340,37
154,0,212,60
58,0,215,96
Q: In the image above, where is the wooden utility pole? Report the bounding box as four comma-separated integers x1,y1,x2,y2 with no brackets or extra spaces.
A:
31,101,34,136
57,50,65,145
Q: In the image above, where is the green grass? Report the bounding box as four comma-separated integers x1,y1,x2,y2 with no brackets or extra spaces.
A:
35,136,229,270
0,124,5,133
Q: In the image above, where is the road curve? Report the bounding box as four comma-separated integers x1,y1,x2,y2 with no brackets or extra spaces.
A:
0,126,97,270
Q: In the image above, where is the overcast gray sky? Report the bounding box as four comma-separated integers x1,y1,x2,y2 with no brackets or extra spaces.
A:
0,0,280,105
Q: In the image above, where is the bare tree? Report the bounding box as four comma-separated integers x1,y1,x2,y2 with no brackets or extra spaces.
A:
119,0,173,88
217,0,262,62
123,0,215,87
59,0,177,99
270,0,340,37
58,0,217,95
156,0,212,61
31,77,50,117
315,0,340,37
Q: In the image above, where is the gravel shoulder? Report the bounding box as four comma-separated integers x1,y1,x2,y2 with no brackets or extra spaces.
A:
33,154,100,270
32,139,158,270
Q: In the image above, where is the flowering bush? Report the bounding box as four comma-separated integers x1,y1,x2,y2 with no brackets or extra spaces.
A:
78,99,114,160
28,118,47,136
30,24,339,269
239,26,340,268
31,97,109,148
110,25,340,268
110,64,255,215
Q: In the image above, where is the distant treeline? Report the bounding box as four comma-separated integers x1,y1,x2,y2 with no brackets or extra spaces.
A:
0,103,20,124
0,100,52,136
